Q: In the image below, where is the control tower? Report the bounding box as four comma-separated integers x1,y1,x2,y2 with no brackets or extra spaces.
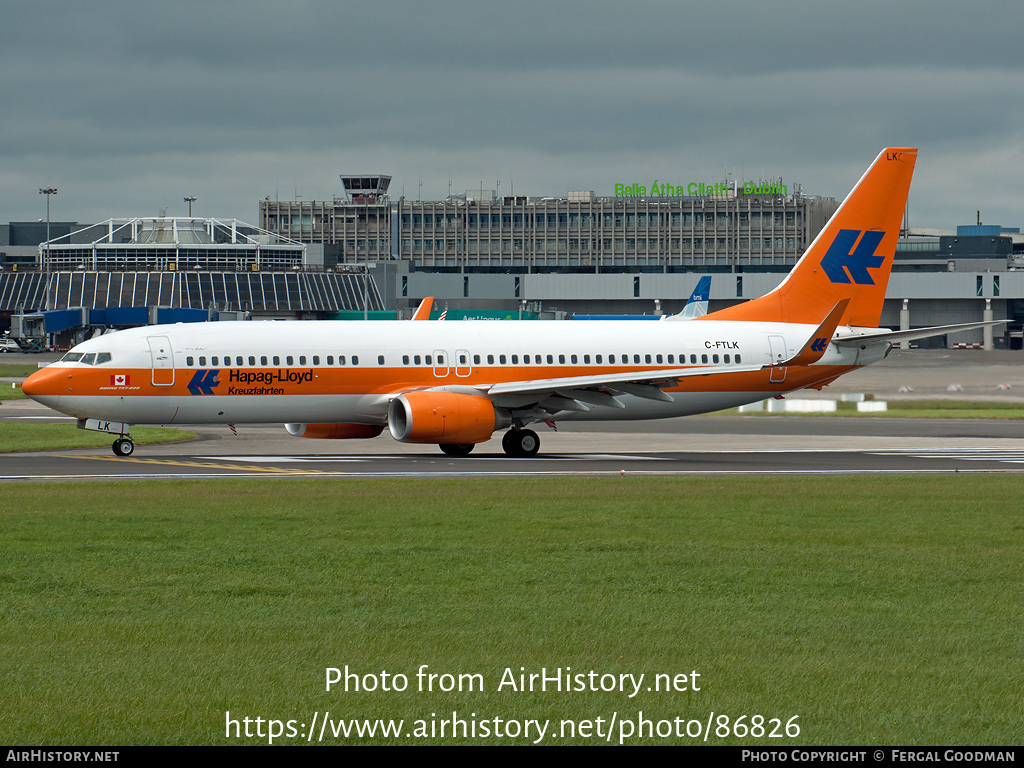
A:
339,175,391,205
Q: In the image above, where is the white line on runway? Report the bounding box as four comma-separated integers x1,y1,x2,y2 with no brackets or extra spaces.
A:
871,448,1024,463
4,468,1024,481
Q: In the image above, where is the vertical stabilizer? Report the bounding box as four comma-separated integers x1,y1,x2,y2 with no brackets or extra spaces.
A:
701,148,917,327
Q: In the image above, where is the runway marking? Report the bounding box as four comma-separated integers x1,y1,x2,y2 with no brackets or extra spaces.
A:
558,453,664,461
199,455,367,463
201,453,665,463
58,455,324,474
871,447,1024,464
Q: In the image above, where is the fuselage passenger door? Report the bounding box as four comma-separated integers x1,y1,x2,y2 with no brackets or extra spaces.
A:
432,349,450,378
148,336,175,386
768,335,787,383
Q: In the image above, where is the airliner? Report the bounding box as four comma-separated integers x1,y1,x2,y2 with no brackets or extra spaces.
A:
22,147,999,458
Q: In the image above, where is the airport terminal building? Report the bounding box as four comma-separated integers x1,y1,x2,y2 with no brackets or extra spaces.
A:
256,175,1024,347
2,173,1023,348
259,175,838,276
0,217,382,344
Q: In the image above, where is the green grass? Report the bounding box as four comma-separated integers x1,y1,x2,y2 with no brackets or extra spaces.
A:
0,423,196,452
861,400,1024,418
0,363,42,377
0,363,41,400
1,477,1021,745
0,383,27,401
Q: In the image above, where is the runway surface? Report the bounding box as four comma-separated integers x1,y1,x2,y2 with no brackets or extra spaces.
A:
7,445,1024,480
4,349,1024,480
4,401,1024,479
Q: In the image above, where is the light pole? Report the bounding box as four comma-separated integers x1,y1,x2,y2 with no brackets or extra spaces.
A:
38,185,58,349
184,195,196,216
39,186,57,264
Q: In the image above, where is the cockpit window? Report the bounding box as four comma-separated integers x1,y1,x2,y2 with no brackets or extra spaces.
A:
79,353,97,365
95,353,112,364
61,352,83,363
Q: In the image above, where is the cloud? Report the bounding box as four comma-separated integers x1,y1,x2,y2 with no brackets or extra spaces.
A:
1,1,1021,227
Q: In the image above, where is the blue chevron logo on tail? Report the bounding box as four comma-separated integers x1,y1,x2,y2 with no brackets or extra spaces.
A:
187,369,220,396
820,229,886,285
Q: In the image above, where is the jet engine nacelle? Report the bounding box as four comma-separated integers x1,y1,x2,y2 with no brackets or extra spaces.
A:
388,391,508,444
285,423,385,439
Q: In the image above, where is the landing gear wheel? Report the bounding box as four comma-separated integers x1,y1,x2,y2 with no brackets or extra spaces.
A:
502,429,540,457
439,443,474,457
112,438,135,457
517,429,540,457
501,430,518,456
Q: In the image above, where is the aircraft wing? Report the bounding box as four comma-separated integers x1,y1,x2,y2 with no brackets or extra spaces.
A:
485,362,767,403
478,363,770,414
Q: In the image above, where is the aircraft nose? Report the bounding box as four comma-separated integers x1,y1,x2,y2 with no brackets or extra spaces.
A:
21,366,67,402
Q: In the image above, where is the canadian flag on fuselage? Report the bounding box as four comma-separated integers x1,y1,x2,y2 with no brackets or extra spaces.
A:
699,147,917,328
110,374,129,387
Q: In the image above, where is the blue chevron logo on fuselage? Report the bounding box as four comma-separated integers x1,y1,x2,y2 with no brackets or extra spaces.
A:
819,229,886,285
187,369,220,396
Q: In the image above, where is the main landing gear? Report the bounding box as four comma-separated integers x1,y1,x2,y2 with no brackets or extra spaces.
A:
436,428,542,458
112,437,135,457
502,428,540,458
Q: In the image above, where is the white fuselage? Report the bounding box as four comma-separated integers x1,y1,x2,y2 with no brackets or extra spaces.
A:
27,318,883,429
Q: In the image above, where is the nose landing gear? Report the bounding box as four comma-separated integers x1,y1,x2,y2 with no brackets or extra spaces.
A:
112,437,135,457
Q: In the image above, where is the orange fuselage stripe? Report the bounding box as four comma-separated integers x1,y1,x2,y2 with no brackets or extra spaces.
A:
50,362,857,399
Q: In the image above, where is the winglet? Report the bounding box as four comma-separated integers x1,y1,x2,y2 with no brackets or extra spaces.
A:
410,296,434,320
772,298,849,368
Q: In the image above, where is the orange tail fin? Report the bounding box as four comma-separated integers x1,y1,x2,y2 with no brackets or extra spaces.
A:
703,147,917,327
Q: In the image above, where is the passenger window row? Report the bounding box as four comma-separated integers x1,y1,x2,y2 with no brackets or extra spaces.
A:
399,352,743,366
180,352,745,368
185,354,366,367
65,349,743,369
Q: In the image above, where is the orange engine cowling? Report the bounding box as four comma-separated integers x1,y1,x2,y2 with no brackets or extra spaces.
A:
285,423,385,439
388,391,504,444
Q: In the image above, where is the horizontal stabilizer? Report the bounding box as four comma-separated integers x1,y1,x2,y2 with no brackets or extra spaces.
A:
832,320,1008,347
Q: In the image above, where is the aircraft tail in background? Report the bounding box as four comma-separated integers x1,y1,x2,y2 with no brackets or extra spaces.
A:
410,296,434,320
662,275,711,321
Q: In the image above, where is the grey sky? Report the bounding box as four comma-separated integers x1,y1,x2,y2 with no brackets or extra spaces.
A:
1,1,1021,229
